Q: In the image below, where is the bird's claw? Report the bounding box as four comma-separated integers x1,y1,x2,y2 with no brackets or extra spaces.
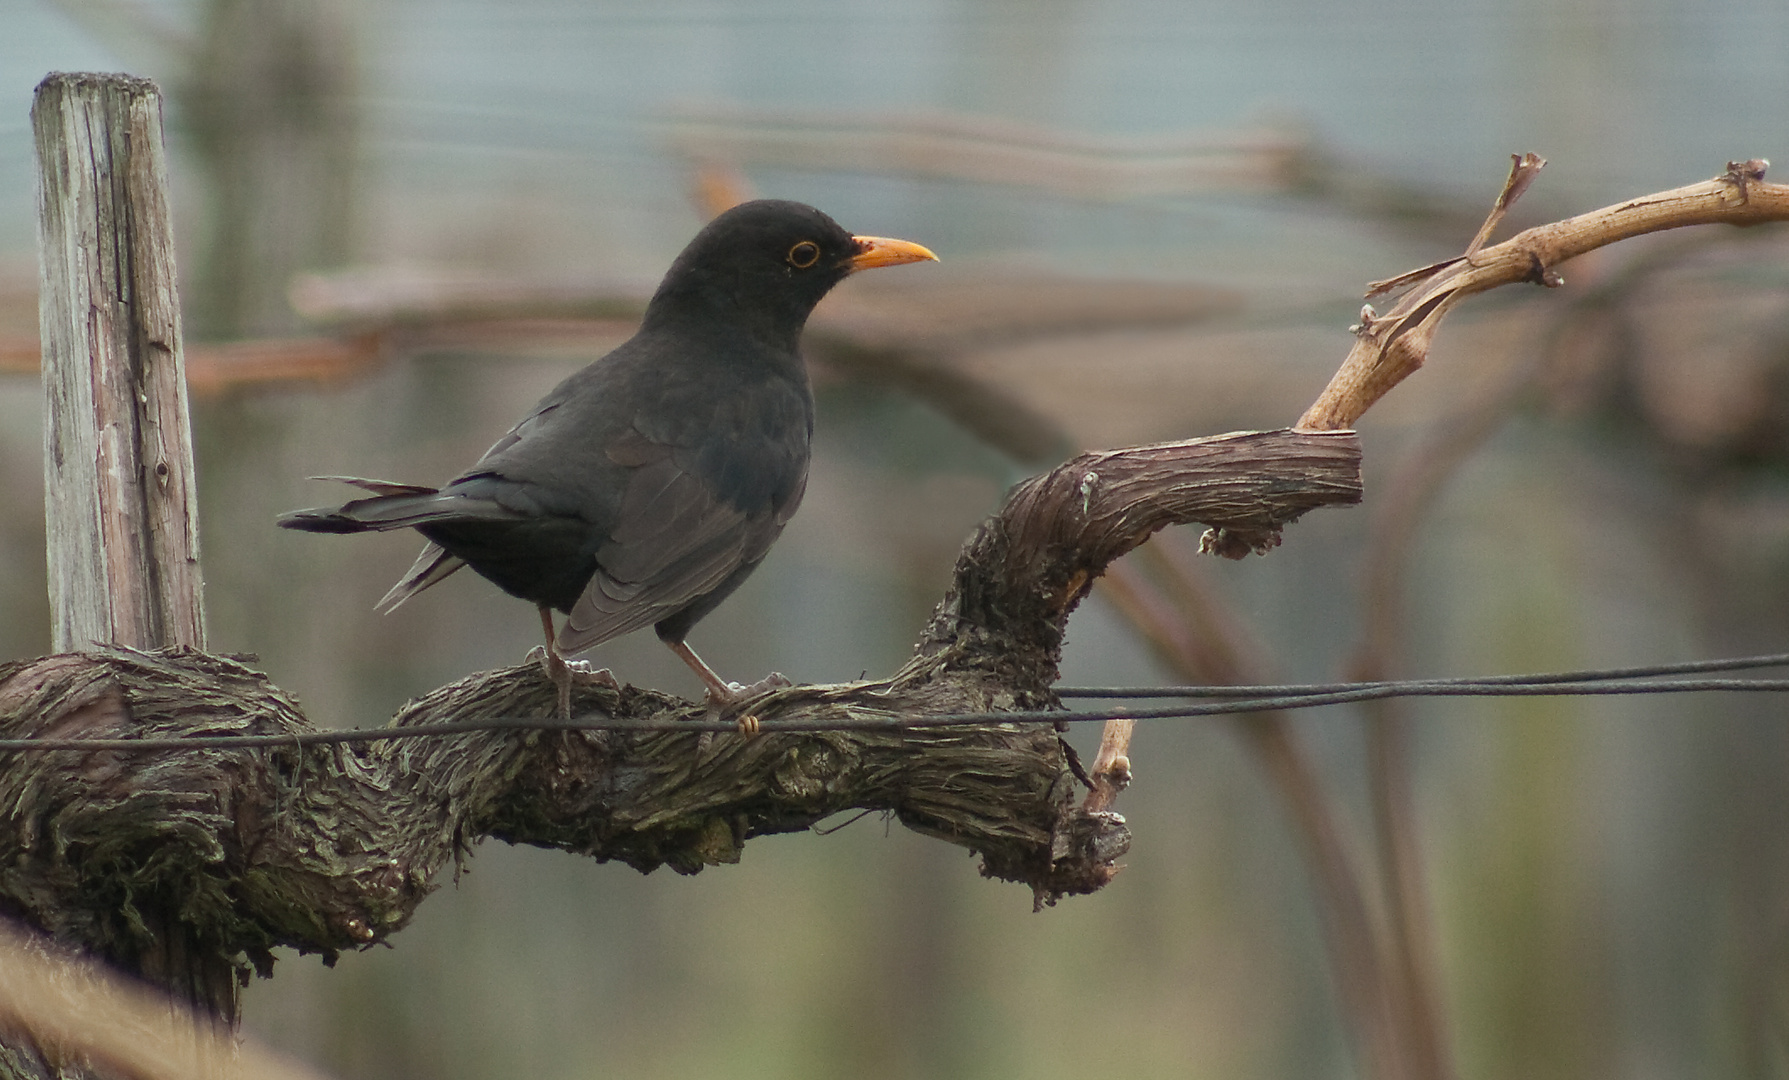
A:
565,661,620,689
529,646,620,721
733,672,793,698
703,673,791,735
704,672,791,707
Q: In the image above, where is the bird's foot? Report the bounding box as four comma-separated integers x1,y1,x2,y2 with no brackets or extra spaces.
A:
564,659,620,686
528,647,619,720
525,644,553,672
704,672,791,736
707,671,793,704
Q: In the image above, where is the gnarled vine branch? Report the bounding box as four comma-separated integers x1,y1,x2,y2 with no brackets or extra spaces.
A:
0,428,1361,1022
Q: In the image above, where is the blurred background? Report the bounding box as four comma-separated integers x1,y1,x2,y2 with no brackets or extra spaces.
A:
5,1,1789,1077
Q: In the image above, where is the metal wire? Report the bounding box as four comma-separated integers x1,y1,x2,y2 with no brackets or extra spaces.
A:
1053,652,1789,698
1,653,1786,752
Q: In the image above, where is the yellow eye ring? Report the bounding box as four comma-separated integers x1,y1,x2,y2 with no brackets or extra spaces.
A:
787,241,820,269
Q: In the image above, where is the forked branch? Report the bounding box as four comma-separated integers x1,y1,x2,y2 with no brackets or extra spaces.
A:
1300,156,1786,431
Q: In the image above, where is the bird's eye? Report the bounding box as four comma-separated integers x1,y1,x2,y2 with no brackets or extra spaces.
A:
786,241,821,269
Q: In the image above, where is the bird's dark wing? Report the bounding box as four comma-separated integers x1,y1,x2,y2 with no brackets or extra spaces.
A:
557,438,803,654
445,346,812,653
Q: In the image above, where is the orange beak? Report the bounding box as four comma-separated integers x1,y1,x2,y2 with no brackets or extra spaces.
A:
847,235,939,272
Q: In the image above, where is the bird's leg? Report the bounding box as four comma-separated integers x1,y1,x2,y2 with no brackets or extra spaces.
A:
663,639,790,735
534,606,575,720
532,606,617,720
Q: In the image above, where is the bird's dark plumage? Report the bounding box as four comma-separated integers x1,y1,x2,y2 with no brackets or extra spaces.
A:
280,200,936,703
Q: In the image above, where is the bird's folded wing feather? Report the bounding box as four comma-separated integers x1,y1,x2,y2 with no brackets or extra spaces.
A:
559,455,782,653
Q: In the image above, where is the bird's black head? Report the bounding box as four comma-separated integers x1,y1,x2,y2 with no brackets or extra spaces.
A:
643,199,936,350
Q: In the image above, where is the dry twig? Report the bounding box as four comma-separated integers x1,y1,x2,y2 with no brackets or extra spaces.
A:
1301,157,1788,432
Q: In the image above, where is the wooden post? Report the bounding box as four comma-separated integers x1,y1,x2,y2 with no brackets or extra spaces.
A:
34,72,206,654
32,72,230,1040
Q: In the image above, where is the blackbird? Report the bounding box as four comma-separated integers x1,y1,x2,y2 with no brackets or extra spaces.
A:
280,199,936,714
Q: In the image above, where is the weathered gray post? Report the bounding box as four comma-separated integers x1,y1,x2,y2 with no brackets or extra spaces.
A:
34,71,206,655
32,72,228,1037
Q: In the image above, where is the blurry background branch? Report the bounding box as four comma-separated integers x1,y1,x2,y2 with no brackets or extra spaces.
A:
659,104,1312,201
0,103,1522,389
48,0,358,339
659,103,1532,240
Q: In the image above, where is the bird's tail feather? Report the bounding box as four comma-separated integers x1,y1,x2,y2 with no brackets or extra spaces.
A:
310,475,440,497
278,477,526,534
279,476,446,534
278,476,514,611
376,543,466,614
